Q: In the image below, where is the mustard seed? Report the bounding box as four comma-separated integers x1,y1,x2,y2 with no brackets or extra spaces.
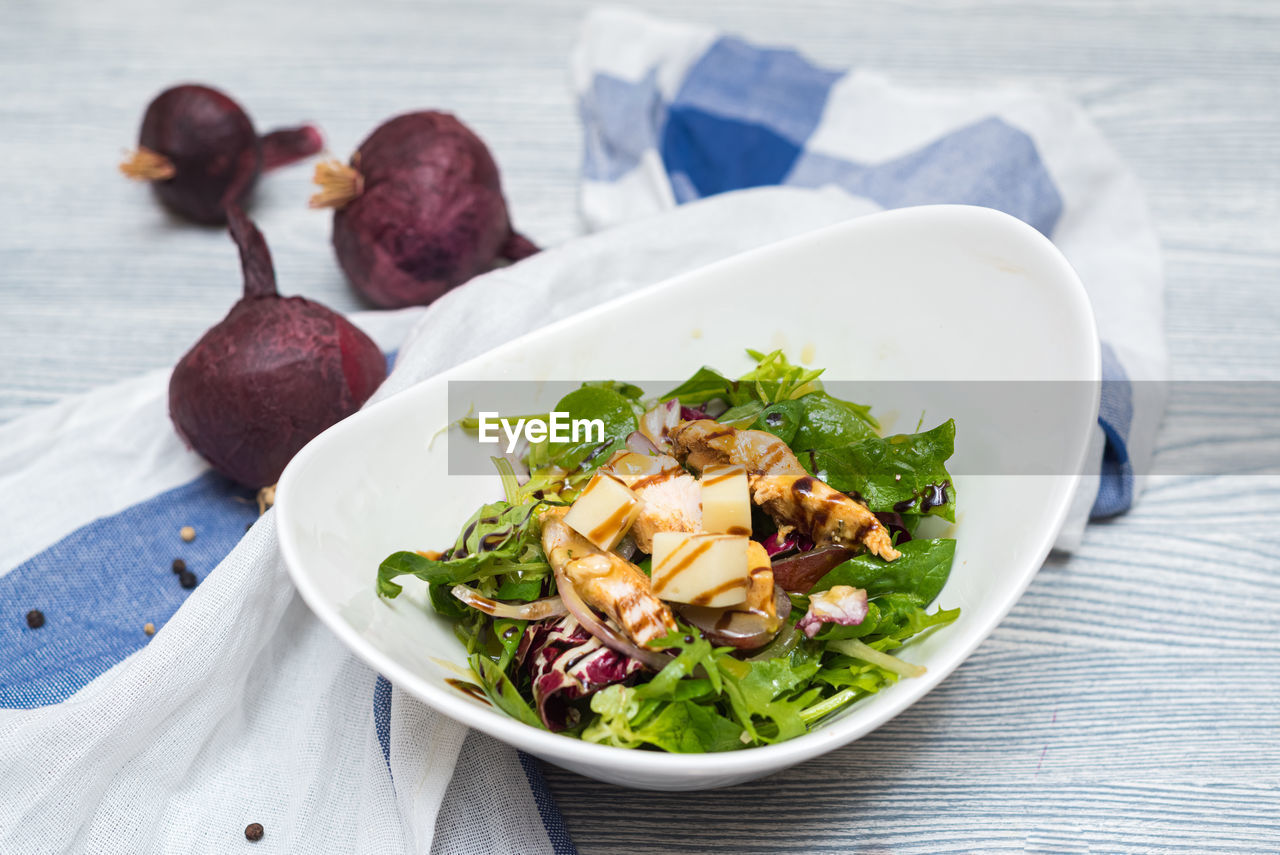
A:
180,525,196,542
144,622,155,636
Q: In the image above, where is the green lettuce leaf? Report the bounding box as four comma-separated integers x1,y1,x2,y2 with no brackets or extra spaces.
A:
581,685,745,753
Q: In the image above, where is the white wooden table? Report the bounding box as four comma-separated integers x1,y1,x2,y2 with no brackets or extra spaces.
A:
2,0,1277,851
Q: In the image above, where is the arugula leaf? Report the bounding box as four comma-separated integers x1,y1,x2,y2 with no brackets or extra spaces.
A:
808,419,957,520
811,538,956,605
739,349,824,403
377,500,547,598
663,349,824,409
470,653,544,730
427,580,470,619
492,618,527,670
495,576,544,600
638,630,724,698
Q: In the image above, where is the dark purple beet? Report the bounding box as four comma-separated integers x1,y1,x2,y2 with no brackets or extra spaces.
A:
121,84,323,224
168,206,385,489
310,111,537,309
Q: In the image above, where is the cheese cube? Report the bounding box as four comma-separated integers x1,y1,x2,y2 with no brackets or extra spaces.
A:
700,464,751,535
564,472,641,551
650,532,750,607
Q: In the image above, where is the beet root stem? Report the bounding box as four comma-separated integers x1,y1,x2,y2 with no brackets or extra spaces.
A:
260,125,324,171
501,230,539,261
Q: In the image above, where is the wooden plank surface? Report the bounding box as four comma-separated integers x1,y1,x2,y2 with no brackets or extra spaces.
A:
2,0,1277,851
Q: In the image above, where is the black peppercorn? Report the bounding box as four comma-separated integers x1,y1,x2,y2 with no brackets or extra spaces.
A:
172,558,186,574
244,822,264,842
26,609,45,629
179,570,198,589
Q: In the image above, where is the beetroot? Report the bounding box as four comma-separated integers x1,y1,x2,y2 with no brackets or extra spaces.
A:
169,206,385,489
310,111,537,308
121,84,323,224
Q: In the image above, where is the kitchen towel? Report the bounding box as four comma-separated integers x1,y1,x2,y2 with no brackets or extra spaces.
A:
0,186,936,853
574,6,1167,546
0,8,1165,853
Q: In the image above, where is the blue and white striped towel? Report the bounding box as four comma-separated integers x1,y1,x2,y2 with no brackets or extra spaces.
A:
574,6,1167,542
0,8,1164,852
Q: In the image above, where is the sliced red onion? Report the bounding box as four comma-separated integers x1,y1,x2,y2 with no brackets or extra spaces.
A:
638,400,680,452
551,565,672,671
625,430,660,455
771,545,856,593
747,622,801,662
796,585,868,638
673,586,791,650
614,534,638,562
761,530,813,559
451,584,566,620
874,511,912,544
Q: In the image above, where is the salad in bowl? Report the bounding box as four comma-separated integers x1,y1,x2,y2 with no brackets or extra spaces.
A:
376,349,960,752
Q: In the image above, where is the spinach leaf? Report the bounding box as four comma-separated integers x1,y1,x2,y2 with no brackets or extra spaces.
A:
736,393,879,450
529,385,637,473
661,366,737,407
518,386,639,503
663,349,824,409
731,400,806,443
808,419,956,520
789,392,879,450
811,538,956,605
582,379,644,400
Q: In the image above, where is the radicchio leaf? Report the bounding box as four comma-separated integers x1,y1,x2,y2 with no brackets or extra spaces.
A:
517,615,644,731
796,585,869,638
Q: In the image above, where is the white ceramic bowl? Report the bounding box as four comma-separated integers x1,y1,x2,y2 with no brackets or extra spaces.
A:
276,205,1099,791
